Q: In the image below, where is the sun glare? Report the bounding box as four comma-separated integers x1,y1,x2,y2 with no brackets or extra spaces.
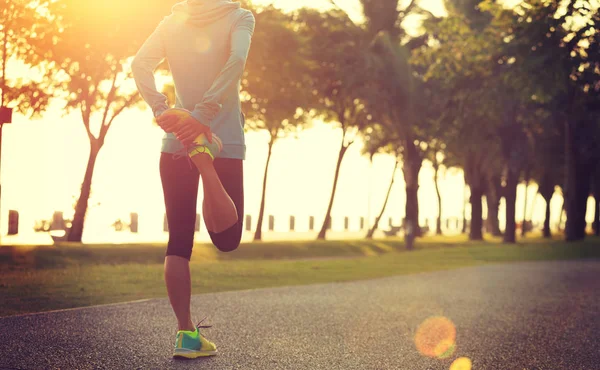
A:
450,357,473,370
415,316,457,359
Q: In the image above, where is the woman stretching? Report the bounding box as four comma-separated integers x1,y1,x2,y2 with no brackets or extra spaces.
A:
132,0,254,359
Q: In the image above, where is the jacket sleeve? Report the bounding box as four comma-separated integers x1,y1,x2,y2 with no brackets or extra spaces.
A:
190,11,255,128
131,18,170,118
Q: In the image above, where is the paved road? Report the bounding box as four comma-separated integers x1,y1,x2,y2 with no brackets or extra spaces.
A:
1,260,599,370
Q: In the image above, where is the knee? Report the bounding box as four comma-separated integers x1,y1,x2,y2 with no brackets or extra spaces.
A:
214,240,240,253
210,222,242,253
166,249,192,261
166,236,194,260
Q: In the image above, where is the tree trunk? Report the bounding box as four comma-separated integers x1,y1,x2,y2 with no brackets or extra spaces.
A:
433,162,443,235
503,167,519,244
464,156,485,241
564,121,591,241
539,175,555,239
565,166,591,241
485,174,502,237
317,142,350,240
469,184,484,241
403,142,423,241
366,160,398,239
67,141,101,242
543,198,552,238
254,138,275,241
521,168,531,237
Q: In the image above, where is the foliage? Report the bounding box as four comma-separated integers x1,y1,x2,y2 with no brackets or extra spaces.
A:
0,0,58,114
242,5,310,138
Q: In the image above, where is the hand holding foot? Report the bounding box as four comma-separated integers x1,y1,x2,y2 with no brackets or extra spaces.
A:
156,108,189,133
156,108,212,146
175,119,213,146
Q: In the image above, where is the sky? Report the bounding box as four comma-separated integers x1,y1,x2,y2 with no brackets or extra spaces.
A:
0,0,594,244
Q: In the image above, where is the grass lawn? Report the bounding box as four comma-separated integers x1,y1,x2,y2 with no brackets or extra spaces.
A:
1,234,599,317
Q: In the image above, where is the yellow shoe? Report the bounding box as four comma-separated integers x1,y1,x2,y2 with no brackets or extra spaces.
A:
172,320,218,359
187,132,223,160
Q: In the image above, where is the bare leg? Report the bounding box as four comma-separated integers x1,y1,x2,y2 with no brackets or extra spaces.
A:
191,153,238,233
164,255,195,331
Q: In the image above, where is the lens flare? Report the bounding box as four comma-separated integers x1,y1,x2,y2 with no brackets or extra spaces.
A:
435,339,456,359
450,357,472,370
414,316,457,359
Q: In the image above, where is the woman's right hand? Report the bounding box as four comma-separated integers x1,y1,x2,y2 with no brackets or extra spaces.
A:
156,111,181,133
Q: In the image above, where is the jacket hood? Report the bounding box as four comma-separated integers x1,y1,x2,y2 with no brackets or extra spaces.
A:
172,0,241,27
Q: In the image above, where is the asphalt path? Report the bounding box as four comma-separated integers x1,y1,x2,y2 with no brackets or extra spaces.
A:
1,260,599,369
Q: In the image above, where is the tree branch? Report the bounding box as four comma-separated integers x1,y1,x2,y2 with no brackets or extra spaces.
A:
101,94,137,139
80,103,94,142
101,69,119,127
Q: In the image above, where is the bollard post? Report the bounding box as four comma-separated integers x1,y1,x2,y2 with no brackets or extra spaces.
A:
51,211,66,231
245,215,252,231
8,210,18,235
268,215,275,231
130,212,138,233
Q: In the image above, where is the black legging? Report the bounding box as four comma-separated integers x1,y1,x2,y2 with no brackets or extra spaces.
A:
160,153,244,260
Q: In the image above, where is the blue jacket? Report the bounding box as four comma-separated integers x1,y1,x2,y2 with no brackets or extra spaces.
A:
132,0,255,159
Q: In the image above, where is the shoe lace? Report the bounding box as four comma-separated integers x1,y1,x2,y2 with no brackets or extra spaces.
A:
172,146,194,170
196,317,213,340
196,317,212,330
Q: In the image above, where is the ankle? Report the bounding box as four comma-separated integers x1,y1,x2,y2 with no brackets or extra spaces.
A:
191,154,216,176
188,145,214,163
179,322,196,332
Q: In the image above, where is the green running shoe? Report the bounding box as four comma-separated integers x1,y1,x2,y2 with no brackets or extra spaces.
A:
187,132,223,161
172,319,218,359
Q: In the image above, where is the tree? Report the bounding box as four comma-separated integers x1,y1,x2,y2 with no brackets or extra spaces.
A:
1,0,59,242
531,110,564,238
369,32,429,243
537,173,558,239
1,0,56,115
362,0,434,241
242,6,309,241
500,0,600,241
362,124,400,239
412,12,503,241
430,149,444,236
48,1,172,241
484,163,504,237
298,8,374,240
